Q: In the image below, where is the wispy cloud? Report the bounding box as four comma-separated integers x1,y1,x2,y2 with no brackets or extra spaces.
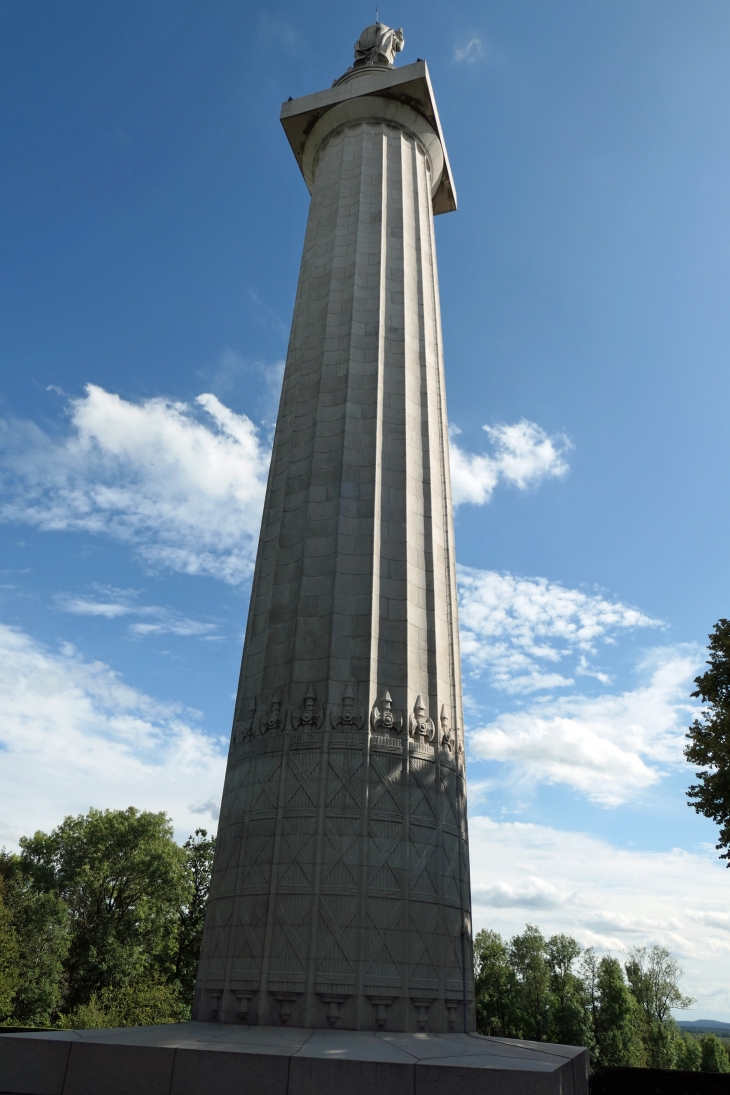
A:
56,586,220,639
454,37,485,63
450,420,571,507
469,645,700,805
0,621,226,848
458,566,662,692
469,815,730,1016
0,385,271,584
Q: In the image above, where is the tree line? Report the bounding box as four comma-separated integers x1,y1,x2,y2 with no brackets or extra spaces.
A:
474,925,729,1073
0,807,214,1029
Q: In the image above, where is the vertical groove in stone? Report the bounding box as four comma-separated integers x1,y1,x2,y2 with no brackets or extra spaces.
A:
195,110,474,1033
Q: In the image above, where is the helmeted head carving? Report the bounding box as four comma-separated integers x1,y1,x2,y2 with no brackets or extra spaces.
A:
354,23,404,67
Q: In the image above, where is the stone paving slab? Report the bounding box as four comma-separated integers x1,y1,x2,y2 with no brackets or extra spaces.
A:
0,1023,589,1095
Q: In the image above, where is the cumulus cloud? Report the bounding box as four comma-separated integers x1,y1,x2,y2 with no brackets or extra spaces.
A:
0,621,227,849
458,566,662,692
57,586,220,639
468,814,730,1016
469,646,700,805
0,385,270,584
449,420,571,507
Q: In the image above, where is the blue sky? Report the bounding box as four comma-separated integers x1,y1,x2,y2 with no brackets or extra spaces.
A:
2,0,730,1017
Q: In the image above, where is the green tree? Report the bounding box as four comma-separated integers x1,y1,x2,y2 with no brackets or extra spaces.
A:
509,925,552,1041
473,929,520,1037
0,853,69,1026
57,981,189,1030
0,877,21,1021
546,934,592,1049
592,956,645,1067
685,619,730,864
625,946,693,1069
700,1033,730,1073
675,1033,702,1071
174,829,215,1005
19,808,190,1010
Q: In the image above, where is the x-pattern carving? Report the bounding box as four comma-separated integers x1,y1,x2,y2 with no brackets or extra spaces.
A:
272,894,310,969
285,751,320,809
234,895,265,961
326,751,363,809
409,904,439,972
317,896,358,968
367,827,403,890
408,759,435,819
277,824,315,889
409,834,436,892
368,753,403,814
322,817,360,886
365,898,402,971
252,756,282,812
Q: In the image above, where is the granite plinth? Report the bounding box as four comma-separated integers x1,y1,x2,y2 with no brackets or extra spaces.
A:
0,1023,589,1095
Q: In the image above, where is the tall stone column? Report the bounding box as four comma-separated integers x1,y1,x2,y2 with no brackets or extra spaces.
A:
193,29,475,1034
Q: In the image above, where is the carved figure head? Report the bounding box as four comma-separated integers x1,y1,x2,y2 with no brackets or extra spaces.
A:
354,23,404,67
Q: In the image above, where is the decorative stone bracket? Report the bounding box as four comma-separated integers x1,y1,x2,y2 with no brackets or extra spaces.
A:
371,690,404,735
317,991,351,1027
410,996,436,1030
273,992,299,1024
366,993,398,1029
330,683,365,730
260,694,286,734
409,694,435,744
291,684,323,730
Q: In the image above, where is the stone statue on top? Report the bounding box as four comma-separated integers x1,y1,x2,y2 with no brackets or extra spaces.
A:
353,22,404,67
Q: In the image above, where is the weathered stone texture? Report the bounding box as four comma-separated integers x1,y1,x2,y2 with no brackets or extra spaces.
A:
193,73,474,1034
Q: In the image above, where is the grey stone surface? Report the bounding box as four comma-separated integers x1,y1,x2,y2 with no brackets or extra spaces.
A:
0,1025,589,1095
0,1034,70,1095
194,30,475,1036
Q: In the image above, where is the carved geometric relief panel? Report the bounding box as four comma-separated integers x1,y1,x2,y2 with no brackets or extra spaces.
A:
408,754,436,824
284,747,321,812
268,890,311,982
325,747,364,812
321,813,361,893
368,749,405,819
315,891,358,984
364,895,403,987
367,817,404,894
409,823,438,899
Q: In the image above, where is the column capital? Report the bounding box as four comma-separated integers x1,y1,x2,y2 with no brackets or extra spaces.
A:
280,59,456,214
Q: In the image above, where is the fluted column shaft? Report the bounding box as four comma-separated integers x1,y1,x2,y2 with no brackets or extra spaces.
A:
194,96,474,1033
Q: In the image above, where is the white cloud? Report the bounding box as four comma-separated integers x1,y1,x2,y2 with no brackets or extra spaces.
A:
450,420,571,507
0,621,227,849
57,587,220,639
454,37,484,63
458,566,662,692
468,814,730,1018
469,646,700,805
0,385,271,584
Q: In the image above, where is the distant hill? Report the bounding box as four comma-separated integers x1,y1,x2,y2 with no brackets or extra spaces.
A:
677,1020,730,1035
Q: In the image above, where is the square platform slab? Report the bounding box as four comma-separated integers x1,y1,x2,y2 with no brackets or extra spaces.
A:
0,1022,589,1095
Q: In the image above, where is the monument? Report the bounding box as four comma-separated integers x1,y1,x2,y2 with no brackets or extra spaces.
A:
192,21,471,1037
0,25,589,1095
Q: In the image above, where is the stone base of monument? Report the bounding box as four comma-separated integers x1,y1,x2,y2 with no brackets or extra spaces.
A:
0,1022,589,1095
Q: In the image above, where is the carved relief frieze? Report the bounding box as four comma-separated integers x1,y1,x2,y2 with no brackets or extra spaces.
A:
260,694,286,735
409,694,435,744
371,690,404,735
330,683,365,730
291,684,323,730
439,704,453,753
234,698,257,745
